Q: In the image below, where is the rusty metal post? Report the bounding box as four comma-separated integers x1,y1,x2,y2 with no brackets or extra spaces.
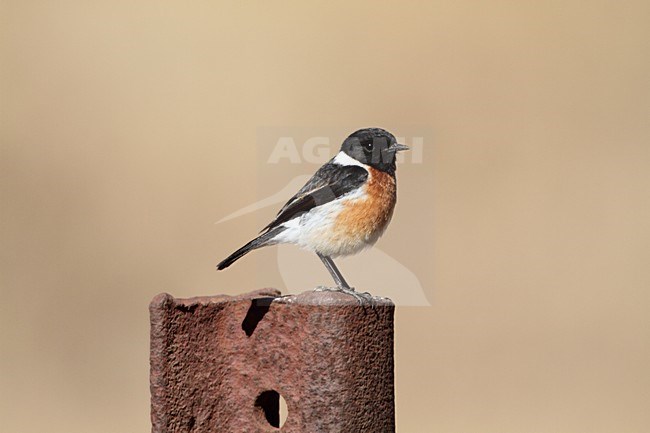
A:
150,289,395,432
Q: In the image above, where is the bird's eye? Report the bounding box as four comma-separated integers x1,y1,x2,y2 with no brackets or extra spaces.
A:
363,141,374,151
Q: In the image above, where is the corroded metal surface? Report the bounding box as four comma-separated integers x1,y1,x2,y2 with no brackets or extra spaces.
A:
150,289,395,432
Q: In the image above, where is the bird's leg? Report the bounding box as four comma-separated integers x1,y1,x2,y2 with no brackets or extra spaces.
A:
316,253,373,304
317,253,351,289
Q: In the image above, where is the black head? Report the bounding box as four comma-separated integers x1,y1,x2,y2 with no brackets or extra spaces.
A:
340,128,409,174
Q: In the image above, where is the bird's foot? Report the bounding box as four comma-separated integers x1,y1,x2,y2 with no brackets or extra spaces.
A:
314,285,375,305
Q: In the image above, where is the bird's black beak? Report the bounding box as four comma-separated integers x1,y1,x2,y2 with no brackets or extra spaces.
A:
388,142,410,152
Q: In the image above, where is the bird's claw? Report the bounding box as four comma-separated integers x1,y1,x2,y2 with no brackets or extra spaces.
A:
314,285,375,306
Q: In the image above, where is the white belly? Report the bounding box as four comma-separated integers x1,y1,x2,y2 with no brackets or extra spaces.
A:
273,189,381,257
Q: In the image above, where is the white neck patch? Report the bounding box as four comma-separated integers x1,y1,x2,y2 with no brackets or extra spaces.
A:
333,151,367,168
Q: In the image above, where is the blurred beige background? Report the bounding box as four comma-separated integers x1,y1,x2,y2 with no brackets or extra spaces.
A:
2,1,649,432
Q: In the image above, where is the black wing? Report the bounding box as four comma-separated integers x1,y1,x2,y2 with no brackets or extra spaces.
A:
261,163,368,232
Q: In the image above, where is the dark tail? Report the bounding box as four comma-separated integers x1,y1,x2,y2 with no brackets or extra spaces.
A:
216,227,285,270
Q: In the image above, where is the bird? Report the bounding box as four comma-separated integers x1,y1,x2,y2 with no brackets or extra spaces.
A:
216,127,408,302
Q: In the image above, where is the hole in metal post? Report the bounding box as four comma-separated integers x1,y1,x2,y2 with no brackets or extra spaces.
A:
241,297,273,336
279,393,288,427
254,390,288,428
